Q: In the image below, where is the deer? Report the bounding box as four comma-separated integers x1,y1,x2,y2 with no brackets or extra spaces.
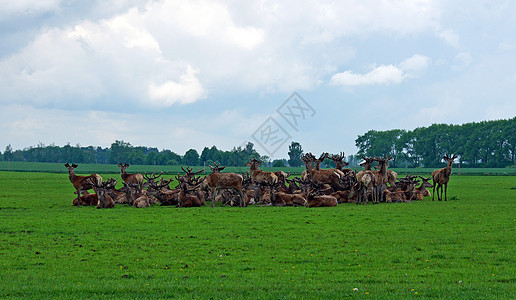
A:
144,173,178,205
177,176,205,207
206,164,246,207
413,176,433,200
432,154,457,201
181,166,207,204
72,193,98,207
373,161,397,188
301,153,328,180
261,181,307,206
64,163,103,207
370,156,392,203
246,159,278,184
301,153,345,191
301,180,338,207
354,157,377,204
93,178,117,209
118,163,144,191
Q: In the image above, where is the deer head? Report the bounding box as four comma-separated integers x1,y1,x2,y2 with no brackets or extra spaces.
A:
209,163,226,173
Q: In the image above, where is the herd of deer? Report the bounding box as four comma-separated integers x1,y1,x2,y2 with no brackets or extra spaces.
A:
65,154,458,209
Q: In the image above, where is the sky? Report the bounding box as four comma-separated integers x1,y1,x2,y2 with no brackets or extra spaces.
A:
1,0,515,159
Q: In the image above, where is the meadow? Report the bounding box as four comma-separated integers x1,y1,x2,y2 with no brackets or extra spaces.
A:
0,161,514,176
0,170,514,298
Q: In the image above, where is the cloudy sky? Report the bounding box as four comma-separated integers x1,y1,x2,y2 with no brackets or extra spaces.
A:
1,0,515,159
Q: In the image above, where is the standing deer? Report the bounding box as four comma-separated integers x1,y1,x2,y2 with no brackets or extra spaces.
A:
301,153,344,190
301,153,328,180
246,159,278,184
64,163,103,207
432,154,457,201
206,164,246,207
118,163,144,190
354,157,376,204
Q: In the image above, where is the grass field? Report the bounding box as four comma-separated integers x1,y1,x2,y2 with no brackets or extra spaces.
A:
0,171,514,298
0,161,514,176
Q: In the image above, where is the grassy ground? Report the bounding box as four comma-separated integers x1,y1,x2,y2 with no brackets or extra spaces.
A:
1,160,515,176
0,172,514,298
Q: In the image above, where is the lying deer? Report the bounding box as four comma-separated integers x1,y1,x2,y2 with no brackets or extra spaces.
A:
65,163,103,207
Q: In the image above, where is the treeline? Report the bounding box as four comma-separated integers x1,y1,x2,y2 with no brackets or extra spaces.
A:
356,117,515,168
1,140,265,167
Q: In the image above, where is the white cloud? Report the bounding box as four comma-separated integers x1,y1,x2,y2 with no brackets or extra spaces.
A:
0,0,62,18
330,54,430,86
148,66,206,106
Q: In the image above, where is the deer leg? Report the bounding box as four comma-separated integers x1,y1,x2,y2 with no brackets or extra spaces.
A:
236,188,246,207
444,184,448,201
211,188,217,208
76,188,81,207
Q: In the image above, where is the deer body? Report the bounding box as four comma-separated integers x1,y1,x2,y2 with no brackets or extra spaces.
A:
207,164,246,207
432,154,457,201
118,163,144,189
65,163,102,207
246,159,278,184
301,154,344,190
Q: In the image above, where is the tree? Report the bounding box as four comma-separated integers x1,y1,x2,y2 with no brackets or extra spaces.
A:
288,141,303,167
110,140,132,164
4,144,13,161
183,149,200,166
272,159,287,167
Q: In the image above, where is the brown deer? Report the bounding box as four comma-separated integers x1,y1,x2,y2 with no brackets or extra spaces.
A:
371,156,392,203
413,176,433,200
206,164,246,207
373,161,397,188
94,178,117,208
432,154,457,201
118,163,144,190
246,159,278,184
355,157,377,204
72,193,98,206
64,163,103,207
302,181,338,207
301,153,344,190
177,176,204,207
301,152,328,180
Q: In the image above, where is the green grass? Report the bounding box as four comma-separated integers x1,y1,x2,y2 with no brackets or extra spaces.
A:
0,171,514,298
1,161,515,176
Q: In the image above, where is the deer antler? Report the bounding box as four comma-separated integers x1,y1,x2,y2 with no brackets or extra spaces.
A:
144,172,163,181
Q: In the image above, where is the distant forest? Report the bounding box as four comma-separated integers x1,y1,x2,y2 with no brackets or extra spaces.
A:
1,117,514,168
355,117,515,168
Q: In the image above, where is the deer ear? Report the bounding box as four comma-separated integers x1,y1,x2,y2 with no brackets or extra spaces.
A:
118,163,122,167
64,163,69,167
72,164,78,168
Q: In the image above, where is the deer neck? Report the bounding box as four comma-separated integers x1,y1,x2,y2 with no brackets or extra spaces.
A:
121,169,129,181
68,170,77,183
303,161,314,177
445,161,454,174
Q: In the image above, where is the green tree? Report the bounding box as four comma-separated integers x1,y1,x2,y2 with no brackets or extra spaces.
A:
183,149,200,166
288,141,303,167
272,159,287,167
4,144,13,161
110,140,133,164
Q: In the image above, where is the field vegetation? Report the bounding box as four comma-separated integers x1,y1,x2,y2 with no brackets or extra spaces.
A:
0,161,514,176
0,170,514,298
